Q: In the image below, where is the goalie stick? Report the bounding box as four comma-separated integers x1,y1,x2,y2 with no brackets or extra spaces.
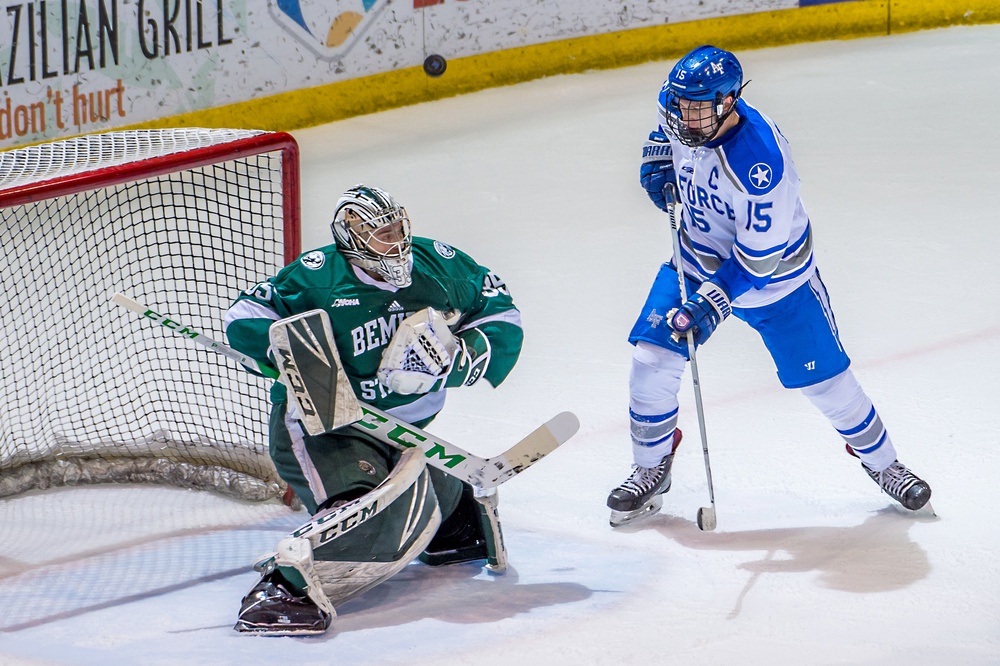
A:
110,293,578,489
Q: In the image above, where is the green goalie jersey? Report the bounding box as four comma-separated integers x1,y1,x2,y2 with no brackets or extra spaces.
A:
224,237,524,416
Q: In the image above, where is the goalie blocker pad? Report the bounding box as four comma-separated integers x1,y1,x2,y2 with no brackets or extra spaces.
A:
269,309,363,435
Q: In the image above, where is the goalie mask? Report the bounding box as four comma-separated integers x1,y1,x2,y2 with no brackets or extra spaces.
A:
332,184,413,288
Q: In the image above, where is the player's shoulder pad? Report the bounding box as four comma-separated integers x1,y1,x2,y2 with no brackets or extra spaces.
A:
717,101,785,196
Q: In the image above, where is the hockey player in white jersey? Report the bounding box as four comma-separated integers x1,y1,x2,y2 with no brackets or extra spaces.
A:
608,45,931,525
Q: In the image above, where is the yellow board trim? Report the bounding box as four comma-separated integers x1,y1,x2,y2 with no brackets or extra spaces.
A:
121,0,999,133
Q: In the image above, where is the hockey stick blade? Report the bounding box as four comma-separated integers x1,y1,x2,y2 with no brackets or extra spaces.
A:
696,506,717,531
476,411,580,488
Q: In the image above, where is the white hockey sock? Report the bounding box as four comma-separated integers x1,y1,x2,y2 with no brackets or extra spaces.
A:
629,342,685,467
800,369,897,471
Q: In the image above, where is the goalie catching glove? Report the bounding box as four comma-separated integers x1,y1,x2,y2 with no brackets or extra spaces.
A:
377,307,492,395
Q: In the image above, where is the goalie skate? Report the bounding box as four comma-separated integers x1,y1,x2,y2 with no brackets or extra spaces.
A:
608,430,681,528
234,570,332,636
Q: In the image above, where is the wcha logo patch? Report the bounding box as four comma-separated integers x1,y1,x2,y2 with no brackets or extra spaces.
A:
301,250,325,269
433,241,456,259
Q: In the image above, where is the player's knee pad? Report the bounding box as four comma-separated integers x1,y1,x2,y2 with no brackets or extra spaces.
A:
262,447,441,611
799,368,870,425
629,341,685,409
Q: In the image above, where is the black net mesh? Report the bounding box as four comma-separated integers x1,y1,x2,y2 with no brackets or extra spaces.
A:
0,130,294,500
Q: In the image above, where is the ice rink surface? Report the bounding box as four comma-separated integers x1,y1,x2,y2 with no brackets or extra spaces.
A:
2,24,999,665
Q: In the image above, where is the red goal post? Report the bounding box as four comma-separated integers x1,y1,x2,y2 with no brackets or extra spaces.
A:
0,128,301,501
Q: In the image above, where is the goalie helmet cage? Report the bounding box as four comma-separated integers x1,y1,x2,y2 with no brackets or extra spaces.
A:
0,128,301,501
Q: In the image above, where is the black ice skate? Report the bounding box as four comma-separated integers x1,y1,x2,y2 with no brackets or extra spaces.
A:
862,459,933,512
608,429,682,528
234,570,332,636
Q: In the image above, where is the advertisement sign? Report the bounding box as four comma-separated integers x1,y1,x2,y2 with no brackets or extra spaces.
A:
0,0,801,148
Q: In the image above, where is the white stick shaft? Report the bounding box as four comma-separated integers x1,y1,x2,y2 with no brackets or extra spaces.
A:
664,186,717,522
110,293,278,379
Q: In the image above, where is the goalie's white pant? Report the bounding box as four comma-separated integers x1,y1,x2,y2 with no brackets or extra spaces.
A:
628,341,898,471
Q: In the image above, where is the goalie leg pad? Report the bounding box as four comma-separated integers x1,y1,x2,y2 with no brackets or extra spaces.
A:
236,448,440,634
418,483,508,573
234,537,336,636
306,447,441,606
474,487,508,573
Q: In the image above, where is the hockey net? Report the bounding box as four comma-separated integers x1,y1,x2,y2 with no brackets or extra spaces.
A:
0,128,301,502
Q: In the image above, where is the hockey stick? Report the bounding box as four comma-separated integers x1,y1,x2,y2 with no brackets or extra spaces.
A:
664,184,718,531
110,293,578,489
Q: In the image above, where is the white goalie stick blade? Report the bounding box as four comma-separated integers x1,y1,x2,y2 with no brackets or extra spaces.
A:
353,408,580,489
473,487,508,574
269,310,363,435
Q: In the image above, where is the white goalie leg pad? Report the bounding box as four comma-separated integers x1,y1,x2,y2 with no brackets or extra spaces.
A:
268,535,338,621
378,307,460,395
473,487,508,574
289,448,442,607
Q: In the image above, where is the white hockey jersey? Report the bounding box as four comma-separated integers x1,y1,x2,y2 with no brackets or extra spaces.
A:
657,98,816,308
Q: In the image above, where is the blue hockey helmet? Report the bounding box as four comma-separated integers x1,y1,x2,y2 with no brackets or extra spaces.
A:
662,45,745,146
667,45,743,102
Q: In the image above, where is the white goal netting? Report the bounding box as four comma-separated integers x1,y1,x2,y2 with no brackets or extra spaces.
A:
0,128,300,501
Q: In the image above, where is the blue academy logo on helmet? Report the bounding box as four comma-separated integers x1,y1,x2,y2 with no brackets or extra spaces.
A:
668,45,743,101
661,45,745,147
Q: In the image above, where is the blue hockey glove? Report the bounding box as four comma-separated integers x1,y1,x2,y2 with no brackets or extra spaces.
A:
639,131,677,211
668,281,732,346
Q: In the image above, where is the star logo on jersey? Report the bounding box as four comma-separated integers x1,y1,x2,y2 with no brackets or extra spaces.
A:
748,163,772,189
646,309,663,328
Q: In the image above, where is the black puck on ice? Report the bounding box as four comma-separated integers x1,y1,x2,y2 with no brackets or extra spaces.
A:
423,54,447,77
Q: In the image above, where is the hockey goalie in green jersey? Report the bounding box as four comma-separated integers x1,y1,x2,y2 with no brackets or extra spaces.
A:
224,184,524,635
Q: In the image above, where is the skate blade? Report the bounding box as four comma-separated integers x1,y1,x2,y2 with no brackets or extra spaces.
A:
909,500,937,519
609,495,663,528
234,619,330,636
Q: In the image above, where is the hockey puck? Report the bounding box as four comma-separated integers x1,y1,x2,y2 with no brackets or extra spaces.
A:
423,54,447,77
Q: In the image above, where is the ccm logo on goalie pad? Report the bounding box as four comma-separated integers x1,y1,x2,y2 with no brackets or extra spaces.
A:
291,500,379,544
